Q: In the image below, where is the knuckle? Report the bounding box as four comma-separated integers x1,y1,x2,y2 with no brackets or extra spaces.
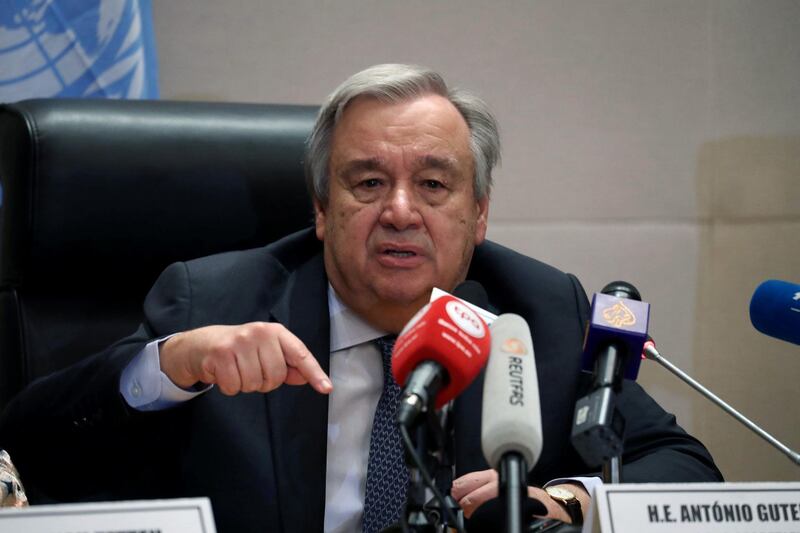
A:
218,383,238,396
252,321,277,337
232,327,253,346
263,321,283,333
263,365,288,391
210,344,235,362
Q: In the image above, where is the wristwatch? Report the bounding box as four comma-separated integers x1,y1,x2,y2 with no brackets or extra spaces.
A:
545,486,583,526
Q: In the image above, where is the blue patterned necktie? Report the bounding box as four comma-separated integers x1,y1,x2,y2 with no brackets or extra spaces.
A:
363,335,410,533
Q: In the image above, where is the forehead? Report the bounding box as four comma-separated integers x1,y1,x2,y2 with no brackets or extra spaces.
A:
330,94,472,161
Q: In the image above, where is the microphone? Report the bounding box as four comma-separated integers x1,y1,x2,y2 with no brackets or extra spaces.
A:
481,313,542,469
580,281,650,381
572,281,650,473
481,313,542,533
392,283,491,428
749,279,800,346
642,338,800,466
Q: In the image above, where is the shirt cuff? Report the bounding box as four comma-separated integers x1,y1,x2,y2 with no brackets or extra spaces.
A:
120,335,212,411
545,476,602,496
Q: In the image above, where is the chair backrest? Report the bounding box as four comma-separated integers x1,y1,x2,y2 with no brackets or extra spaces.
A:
0,98,318,409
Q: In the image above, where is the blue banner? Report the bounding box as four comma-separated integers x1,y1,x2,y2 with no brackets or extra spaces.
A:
0,0,159,102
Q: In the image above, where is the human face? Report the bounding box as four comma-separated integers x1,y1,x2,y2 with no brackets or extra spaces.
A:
314,94,489,332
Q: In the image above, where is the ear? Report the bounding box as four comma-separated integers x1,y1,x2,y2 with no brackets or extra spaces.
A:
313,198,326,241
474,194,489,245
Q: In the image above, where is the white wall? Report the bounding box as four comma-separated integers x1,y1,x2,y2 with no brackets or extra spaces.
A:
152,0,800,481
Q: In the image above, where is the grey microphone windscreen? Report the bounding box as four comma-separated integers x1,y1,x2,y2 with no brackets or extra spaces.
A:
481,313,543,470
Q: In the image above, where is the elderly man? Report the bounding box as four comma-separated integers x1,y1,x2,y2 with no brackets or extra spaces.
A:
0,64,721,533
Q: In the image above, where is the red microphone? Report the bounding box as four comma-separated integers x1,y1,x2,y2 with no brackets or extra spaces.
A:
392,294,491,427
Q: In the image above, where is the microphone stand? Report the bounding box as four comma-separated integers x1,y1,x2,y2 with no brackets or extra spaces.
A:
403,421,437,533
602,456,622,484
424,406,464,532
643,344,800,466
596,343,625,484
571,342,626,483
399,401,464,532
498,452,527,533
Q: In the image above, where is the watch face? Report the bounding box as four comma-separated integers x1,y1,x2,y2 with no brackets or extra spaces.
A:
547,486,575,500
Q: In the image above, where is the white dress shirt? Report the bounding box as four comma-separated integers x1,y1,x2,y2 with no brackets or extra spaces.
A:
322,286,387,533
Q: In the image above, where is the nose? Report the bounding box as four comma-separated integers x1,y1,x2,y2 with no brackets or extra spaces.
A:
378,183,422,231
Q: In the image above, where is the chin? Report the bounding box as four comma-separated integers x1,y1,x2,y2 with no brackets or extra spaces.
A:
374,280,432,307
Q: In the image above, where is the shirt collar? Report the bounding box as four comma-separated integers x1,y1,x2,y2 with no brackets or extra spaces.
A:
327,284,388,352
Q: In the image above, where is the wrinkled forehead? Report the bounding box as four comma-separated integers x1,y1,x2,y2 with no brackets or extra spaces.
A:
337,92,469,132
331,94,473,160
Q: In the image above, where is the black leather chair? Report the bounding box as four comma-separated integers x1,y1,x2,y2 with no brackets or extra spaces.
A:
0,98,318,411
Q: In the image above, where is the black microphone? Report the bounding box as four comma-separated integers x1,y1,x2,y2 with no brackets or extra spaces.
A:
571,281,650,475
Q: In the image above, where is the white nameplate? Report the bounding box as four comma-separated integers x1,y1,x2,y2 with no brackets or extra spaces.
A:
0,497,216,533
590,482,800,533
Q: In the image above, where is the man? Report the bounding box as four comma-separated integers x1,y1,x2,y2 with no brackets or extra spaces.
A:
0,64,721,533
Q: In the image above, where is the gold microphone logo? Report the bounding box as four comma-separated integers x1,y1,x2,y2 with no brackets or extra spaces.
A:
602,301,637,328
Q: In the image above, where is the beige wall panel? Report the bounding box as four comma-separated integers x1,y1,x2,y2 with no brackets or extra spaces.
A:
697,136,800,220
710,0,800,138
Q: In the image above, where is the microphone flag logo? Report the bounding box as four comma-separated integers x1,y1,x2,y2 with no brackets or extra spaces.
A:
445,300,487,338
602,301,637,328
582,292,650,380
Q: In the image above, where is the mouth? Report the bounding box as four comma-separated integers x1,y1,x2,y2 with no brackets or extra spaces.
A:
376,244,425,267
383,249,418,258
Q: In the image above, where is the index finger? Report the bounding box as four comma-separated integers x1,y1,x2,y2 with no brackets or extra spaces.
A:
451,469,497,500
278,329,332,394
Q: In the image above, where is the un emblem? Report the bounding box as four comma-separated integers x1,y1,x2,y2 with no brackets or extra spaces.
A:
0,0,158,102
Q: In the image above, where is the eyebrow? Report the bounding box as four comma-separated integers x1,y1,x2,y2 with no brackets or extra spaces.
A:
338,155,459,178
416,154,459,173
339,158,386,178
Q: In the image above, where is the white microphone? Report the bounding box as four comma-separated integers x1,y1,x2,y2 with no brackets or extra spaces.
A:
481,313,542,468
481,313,543,533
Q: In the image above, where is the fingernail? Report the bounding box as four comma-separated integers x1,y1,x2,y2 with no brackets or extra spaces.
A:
320,378,333,393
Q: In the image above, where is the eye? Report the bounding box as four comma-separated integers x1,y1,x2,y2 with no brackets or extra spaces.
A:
422,179,444,190
359,178,382,189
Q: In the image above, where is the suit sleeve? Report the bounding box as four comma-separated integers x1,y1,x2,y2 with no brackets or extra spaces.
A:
0,262,198,502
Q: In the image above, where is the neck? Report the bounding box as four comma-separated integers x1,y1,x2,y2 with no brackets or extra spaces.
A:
361,302,426,334
330,288,429,334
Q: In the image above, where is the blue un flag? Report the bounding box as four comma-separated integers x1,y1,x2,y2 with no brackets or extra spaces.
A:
0,0,159,102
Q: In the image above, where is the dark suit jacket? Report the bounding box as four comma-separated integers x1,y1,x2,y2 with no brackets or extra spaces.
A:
0,228,721,533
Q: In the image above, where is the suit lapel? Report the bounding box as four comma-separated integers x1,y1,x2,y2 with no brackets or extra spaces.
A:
267,253,331,533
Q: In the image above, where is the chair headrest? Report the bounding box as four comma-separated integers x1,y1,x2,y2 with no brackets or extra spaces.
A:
0,99,319,292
